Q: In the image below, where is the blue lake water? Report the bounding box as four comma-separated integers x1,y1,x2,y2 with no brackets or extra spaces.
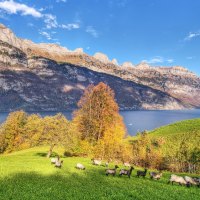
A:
0,110,200,136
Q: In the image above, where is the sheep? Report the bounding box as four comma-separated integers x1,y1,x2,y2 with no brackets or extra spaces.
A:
105,165,119,176
75,163,85,170
55,160,63,169
119,166,134,178
168,174,190,187
136,169,147,178
91,158,101,166
123,162,131,167
50,155,60,164
193,177,200,187
149,171,163,180
185,176,199,187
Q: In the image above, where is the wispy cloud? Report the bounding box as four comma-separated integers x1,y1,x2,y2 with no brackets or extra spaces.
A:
44,14,58,29
0,0,42,18
142,56,174,64
39,30,59,41
86,26,99,38
184,31,200,41
166,59,174,63
61,23,80,30
142,56,163,64
39,31,52,40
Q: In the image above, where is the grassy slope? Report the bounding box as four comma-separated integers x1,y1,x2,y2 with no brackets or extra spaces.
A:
150,118,200,137
0,147,199,200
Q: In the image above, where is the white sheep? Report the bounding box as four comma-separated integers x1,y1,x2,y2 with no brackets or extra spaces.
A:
91,159,101,166
168,174,189,186
184,176,199,187
193,177,200,187
51,157,58,164
55,160,63,168
76,163,85,170
50,155,60,164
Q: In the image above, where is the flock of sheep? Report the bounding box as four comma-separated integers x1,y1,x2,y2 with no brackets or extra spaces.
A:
50,156,200,188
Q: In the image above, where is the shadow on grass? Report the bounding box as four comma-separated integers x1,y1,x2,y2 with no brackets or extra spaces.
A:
0,169,199,200
34,152,59,157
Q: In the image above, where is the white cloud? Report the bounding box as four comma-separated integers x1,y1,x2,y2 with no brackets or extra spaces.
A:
61,23,80,30
39,8,45,12
166,59,174,63
39,31,52,40
39,30,59,42
184,31,200,41
0,0,80,31
142,56,174,64
44,14,58,29
86,26,99,38
44,15,80,30
0,0,42,18
142,56,163,64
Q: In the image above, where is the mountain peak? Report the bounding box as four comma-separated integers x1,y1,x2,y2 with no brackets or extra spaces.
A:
136,62,150,69
111,58,118,65
122,62,135,68
93,52,110,63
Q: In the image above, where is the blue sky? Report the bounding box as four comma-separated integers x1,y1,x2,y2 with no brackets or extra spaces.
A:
0,0,200,74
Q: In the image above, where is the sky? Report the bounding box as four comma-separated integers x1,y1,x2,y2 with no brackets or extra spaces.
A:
0,0,200,75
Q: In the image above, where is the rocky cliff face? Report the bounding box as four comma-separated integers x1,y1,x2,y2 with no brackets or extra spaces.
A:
0,23,199,111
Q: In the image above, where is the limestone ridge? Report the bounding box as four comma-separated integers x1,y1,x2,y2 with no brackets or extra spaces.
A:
0,23,199,111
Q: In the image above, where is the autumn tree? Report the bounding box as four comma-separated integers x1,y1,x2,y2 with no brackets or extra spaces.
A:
41,114,66,157
1,110,28,152
74,82,126,159
131,131,164,169
22,114,43,148
41,113,80,157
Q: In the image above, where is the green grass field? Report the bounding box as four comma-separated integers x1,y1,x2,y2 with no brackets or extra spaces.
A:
150,118,200,137
0,146,199,200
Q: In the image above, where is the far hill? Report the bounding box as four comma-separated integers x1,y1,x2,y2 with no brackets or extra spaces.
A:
150,118,200,138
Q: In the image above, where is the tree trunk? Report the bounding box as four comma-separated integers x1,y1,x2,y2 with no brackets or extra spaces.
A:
47,144,55,158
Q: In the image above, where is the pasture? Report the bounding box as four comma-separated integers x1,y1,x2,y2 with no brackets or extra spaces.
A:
0,146,199,200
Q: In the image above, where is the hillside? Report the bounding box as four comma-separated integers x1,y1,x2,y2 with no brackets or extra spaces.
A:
0,23,200,111
150,118,200,137
0,146,199,200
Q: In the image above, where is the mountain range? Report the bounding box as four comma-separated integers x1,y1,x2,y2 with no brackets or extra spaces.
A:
0,23,200,111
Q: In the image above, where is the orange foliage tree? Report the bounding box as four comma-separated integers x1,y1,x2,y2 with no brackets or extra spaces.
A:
74,82,126,159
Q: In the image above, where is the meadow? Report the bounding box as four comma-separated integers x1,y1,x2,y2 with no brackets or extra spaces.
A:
150,118,200,137
0,146,199,200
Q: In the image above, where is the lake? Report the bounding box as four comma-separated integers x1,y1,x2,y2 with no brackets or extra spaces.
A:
0,110,200,136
